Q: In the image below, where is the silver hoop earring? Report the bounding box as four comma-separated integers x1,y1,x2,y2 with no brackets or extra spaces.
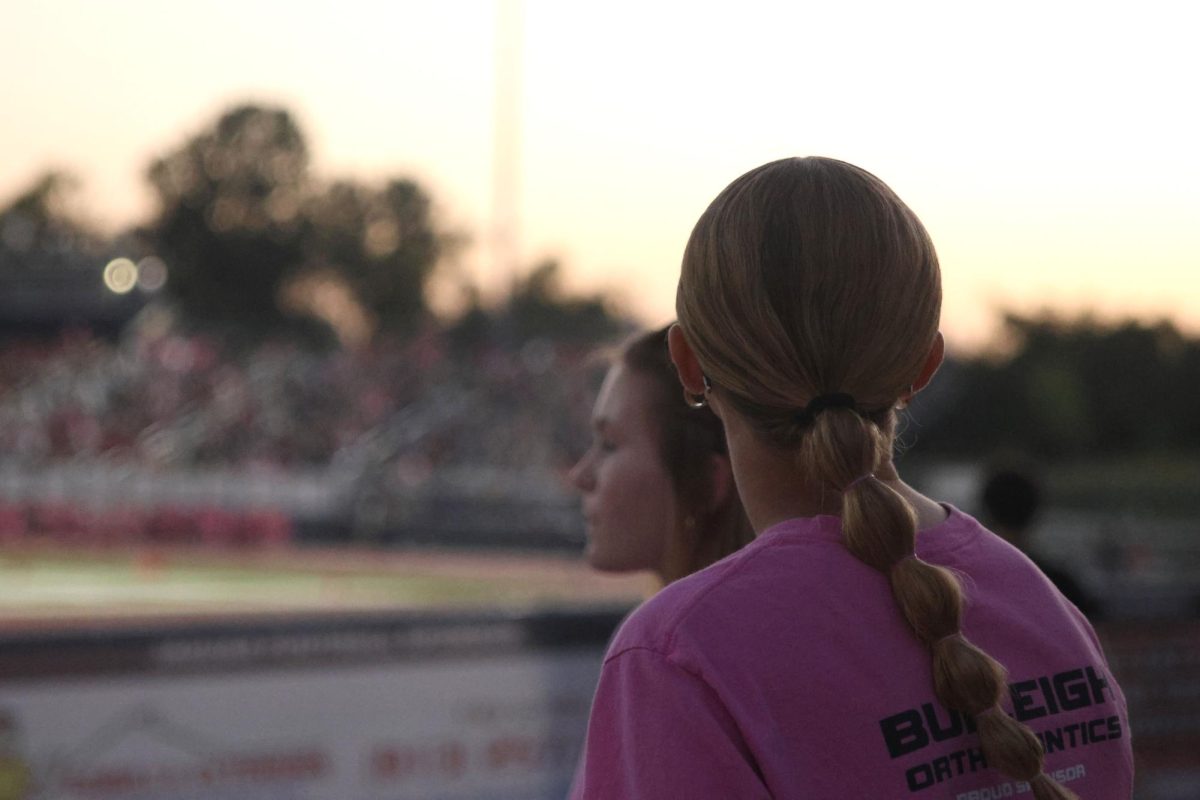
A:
684,390,708,409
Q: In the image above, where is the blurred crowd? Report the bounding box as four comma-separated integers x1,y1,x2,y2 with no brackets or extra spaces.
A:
0,326,600,547
0,327,596,474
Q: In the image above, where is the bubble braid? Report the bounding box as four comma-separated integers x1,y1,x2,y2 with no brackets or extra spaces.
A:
676,157,1076,800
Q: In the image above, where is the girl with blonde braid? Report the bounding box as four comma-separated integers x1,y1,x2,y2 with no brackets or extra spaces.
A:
571,158,1132,799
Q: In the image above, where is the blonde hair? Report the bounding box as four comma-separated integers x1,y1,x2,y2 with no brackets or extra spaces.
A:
676,157,1076,800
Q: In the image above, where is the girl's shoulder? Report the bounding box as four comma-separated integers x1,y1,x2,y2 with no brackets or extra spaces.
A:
604,516,842,661
603,541,759,662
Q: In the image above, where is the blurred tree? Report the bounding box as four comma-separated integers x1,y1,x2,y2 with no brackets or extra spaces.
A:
506,260,624,343
145,103,449,339
0,170,104,271
445,285,494,353
0,171,145,337
302,178,443,334
920,313,1200,457
446,260,626,352
145,104,310,330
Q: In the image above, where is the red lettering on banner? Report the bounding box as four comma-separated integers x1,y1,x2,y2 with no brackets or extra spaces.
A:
372,740,467,782
60,749,327,792
488,734,542,770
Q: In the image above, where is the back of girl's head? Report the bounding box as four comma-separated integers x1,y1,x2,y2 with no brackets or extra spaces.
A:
675,157,1076,799
676,156,941,441
619,326,753,582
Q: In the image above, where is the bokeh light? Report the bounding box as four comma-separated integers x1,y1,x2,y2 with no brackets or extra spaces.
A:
136,256,168,292
102,258,138,294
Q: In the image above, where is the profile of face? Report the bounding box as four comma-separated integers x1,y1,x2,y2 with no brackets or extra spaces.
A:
568,362,679,578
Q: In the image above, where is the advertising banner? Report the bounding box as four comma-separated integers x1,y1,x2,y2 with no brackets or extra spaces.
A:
0,609,627,800
3,614,1195,799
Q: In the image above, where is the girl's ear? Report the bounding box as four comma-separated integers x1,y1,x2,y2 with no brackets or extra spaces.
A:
911,331,945,394
668,323,707,396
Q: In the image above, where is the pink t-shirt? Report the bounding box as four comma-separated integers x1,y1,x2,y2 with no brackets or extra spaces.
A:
572,506,1133,798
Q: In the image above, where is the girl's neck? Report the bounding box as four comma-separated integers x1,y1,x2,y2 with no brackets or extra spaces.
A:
724,412,948,535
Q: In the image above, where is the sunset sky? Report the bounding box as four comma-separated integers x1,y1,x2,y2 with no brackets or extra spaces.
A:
2,0,1196,352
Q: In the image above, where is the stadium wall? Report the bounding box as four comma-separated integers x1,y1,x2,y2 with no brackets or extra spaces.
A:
0,608,626,800
1,614,1196,799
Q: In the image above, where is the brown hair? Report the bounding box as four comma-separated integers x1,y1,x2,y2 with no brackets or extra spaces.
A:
619,326,755,584
676,157,1075,800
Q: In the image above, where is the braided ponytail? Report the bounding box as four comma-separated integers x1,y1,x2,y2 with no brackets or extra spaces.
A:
801,407,1077,800
676,156,1081,798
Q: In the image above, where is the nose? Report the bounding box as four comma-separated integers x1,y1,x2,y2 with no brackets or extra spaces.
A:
568,451,594,492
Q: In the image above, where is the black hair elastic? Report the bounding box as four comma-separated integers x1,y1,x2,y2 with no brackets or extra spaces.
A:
795,392,857,425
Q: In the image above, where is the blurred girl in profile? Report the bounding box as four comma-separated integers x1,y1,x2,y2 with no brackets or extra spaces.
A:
568,325,753,586
571,158,1133,799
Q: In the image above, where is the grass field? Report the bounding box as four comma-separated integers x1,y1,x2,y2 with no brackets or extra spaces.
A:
0,544,651,629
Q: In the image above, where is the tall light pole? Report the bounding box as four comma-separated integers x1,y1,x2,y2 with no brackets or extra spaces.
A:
492,0,523,291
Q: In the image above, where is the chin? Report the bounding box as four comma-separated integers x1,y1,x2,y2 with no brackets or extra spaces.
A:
585,542,631,574
589,553,661,580
585,548,617,573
